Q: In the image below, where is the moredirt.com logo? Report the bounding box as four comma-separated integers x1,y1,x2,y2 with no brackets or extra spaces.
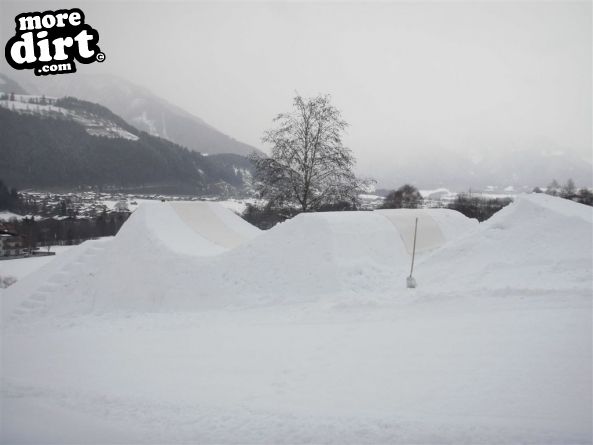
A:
4,8,104,76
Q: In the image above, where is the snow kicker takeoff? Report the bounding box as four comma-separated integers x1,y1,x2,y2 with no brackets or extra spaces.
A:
4,8,104,76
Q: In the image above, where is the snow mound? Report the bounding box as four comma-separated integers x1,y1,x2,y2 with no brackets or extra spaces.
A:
191,211,410,304
416,194,593,293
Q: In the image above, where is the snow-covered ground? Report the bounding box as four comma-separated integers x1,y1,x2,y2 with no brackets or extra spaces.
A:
0,246,74,282
1,195,591,444
0,211,23,221
99,197,258,215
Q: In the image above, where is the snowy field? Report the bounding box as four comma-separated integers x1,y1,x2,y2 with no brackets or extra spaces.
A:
0,246,74,282
1,195,591,444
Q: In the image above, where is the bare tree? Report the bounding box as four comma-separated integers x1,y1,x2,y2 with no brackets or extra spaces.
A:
561,178,576,197
251,94,367,212
546,179,560,196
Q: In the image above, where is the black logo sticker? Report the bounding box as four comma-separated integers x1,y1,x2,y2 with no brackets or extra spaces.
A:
4,8,104,76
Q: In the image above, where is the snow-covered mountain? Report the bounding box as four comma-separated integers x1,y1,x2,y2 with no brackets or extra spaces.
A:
7,73,259,156
0,95,254,194
0,94,139,141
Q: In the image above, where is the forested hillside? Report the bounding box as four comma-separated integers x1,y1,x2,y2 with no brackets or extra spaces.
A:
0,104,253,195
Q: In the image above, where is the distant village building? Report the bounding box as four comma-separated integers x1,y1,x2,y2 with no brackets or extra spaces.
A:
0,230,25,258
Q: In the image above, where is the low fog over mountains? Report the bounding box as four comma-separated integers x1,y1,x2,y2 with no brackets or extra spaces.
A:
367,146,591,191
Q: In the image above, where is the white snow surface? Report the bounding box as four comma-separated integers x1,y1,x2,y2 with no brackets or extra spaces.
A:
0,211,23,221
1,195,591,444
416,193,593,292
0,246,74,281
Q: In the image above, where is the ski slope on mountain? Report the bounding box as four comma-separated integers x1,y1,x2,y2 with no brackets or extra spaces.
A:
1,195,591,444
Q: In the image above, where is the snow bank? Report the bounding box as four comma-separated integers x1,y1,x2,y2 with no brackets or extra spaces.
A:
416,194,593,293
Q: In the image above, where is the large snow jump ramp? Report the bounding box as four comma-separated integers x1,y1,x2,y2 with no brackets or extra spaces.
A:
1,201,262,322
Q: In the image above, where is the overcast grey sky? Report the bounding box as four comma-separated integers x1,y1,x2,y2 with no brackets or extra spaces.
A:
1,1,591,177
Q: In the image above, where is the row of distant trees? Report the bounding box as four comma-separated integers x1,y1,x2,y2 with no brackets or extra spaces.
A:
447,195,513,221
534,179,593,205
0,92,16,101
378,184,513,222
6,212,130,249
0,92,53,105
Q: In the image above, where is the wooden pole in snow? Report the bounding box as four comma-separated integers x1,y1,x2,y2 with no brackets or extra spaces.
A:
407,217,418,288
